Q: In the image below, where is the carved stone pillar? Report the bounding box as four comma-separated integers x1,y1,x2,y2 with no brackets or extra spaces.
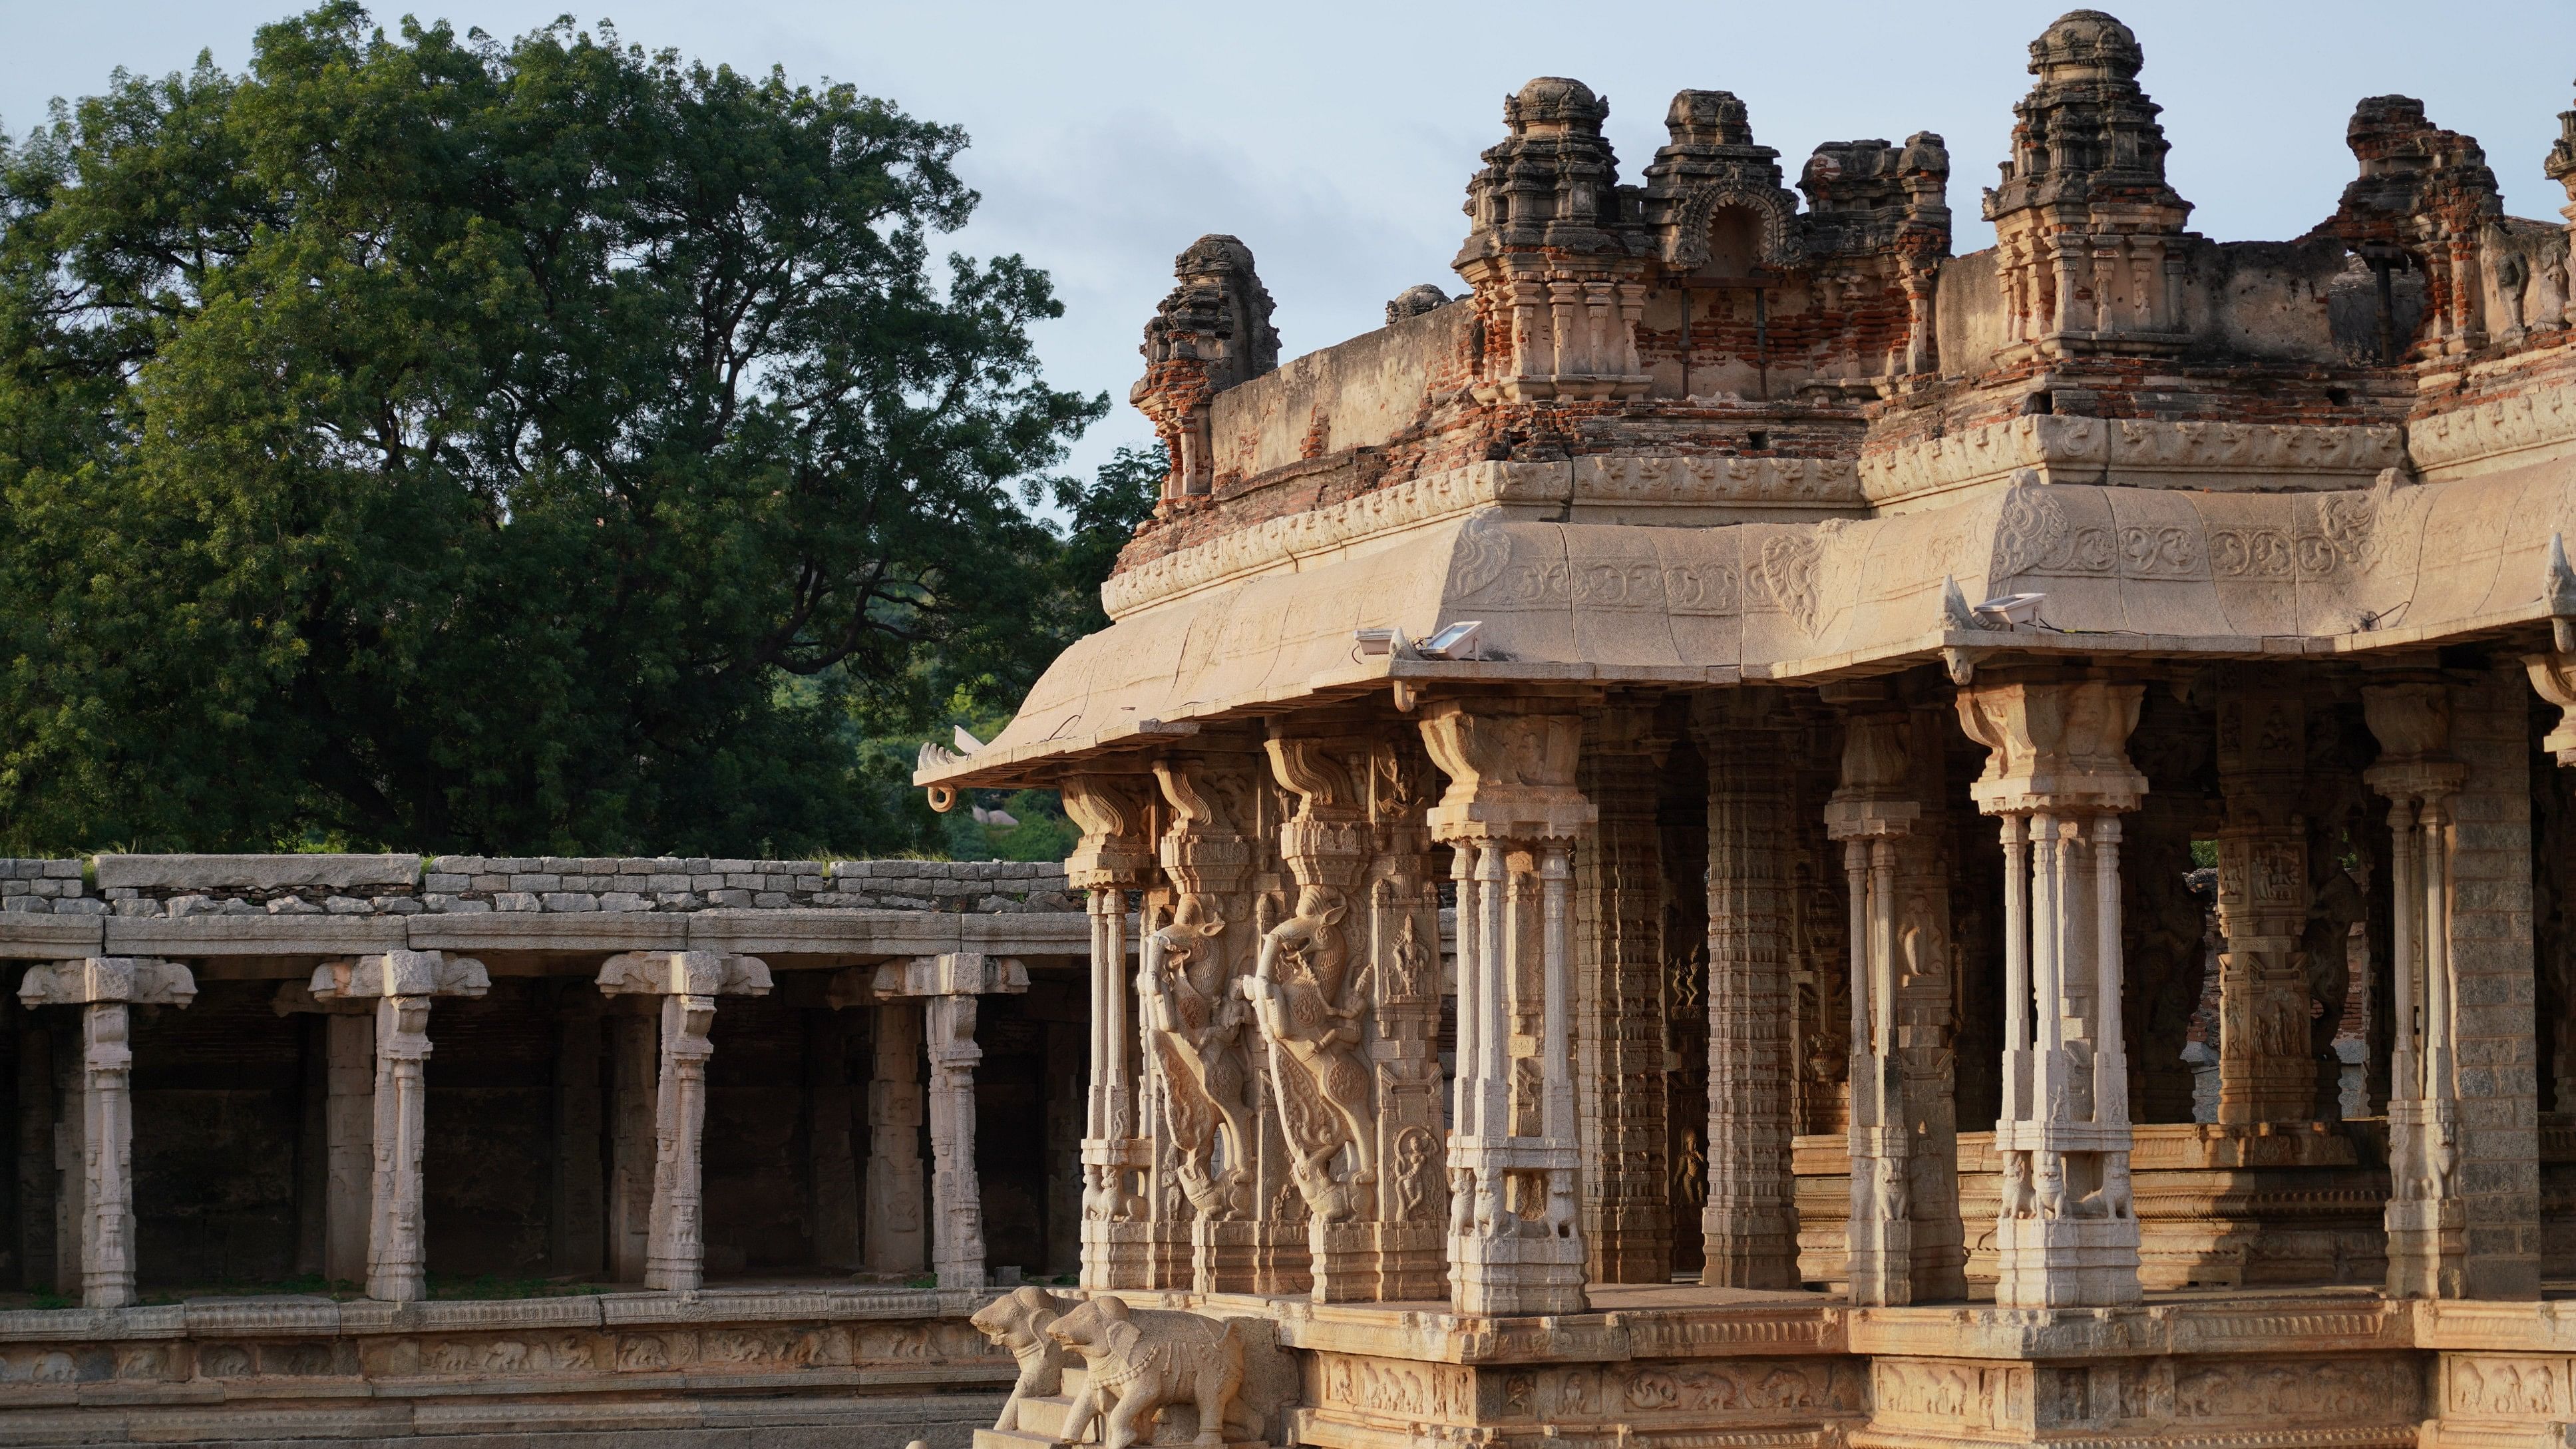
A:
2366,679,2470,1298
1247,731,1376,1301
306,950,488,1303
1695,692,1799,1289
1145,751,1280,1294
1364,735,1450,1300
1421,698,1592,1316
1897,703,1966,1299
2214,686,2316,1124
1062,773,1159,1291
1576,704,1670,1283
595,950,772,1293
1825,705,1921,1306
18,957,194,1308
1956,677,2147,1309
864,999,926,1276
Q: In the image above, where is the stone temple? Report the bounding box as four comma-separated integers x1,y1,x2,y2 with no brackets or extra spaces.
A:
911,13,2576,1449
7,12,2576,1449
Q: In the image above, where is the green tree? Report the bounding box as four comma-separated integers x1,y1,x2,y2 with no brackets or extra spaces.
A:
0,5,1111,855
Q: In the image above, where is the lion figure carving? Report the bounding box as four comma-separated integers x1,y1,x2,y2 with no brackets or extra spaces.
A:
1045,1294,1258,1449
968,1285,1071,1432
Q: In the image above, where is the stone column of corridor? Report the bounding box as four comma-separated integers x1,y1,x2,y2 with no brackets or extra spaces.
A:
17,956,195,1308
842,952,1026,1291
2212,678,2319,1126
595,949,773,1293
1059,773,1157,1291
1692,692,1800,1289
309,948,489,1303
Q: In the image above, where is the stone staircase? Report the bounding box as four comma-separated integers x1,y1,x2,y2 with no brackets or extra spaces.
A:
974,1365,1264,1449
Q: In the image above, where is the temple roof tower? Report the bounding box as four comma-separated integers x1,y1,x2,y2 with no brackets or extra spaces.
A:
1981,10,2193,359
1130,234,1279,501
1641,91,1801,272
1456,77,1629,264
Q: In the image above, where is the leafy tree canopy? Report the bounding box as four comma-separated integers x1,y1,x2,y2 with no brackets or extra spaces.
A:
0,4,1150,857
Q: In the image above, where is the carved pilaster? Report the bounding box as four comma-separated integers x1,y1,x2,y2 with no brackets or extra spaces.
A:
1366,735,1449,1300
1825,702,1921,1307
2213,686,2316,1124
1248,732,1379,1301
1063,772,1158,1291
1146,750,1291,1293
1956,676,2147,1309
307,950,488,1303
1576,703,1670,1284
1420,698,1594,1316
1694,692,1800,1289
2364,680,2471,1299
19,957,195,1309
595,950,772,1294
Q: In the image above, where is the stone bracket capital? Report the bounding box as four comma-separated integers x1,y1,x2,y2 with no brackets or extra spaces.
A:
596,949,771,999
22,956,195,1008
311,949,488,1002
840,952,1028,1008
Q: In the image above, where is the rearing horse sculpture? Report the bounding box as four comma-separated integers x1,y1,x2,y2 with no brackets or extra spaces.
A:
1242,884,1377,1201
1139,895,1255,1219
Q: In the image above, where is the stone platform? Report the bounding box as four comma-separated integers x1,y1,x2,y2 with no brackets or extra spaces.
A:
0,1286,1012,1448
1796,1124,2397,1293
1224,1282,2576,1449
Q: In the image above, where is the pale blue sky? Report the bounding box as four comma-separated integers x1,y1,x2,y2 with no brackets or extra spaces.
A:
5,1,2571,481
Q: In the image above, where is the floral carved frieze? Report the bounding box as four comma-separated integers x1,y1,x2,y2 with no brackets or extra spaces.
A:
1987,471,2396,586
2406,382,2576,476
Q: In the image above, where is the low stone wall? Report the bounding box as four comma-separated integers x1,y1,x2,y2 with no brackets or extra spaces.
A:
0,855,1076,919
0,1288,1007,1448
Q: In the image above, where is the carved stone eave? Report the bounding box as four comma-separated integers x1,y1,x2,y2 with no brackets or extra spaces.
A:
917,463,2573,796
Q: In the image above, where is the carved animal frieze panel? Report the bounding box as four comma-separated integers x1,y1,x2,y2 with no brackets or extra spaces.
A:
2447,1354,2575,1420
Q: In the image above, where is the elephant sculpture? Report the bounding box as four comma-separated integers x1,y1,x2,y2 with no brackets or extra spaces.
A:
1046,1294,1258,1449
968,1285,1071,1432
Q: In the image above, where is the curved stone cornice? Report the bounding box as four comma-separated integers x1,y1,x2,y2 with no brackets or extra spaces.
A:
1104,456,1866,620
